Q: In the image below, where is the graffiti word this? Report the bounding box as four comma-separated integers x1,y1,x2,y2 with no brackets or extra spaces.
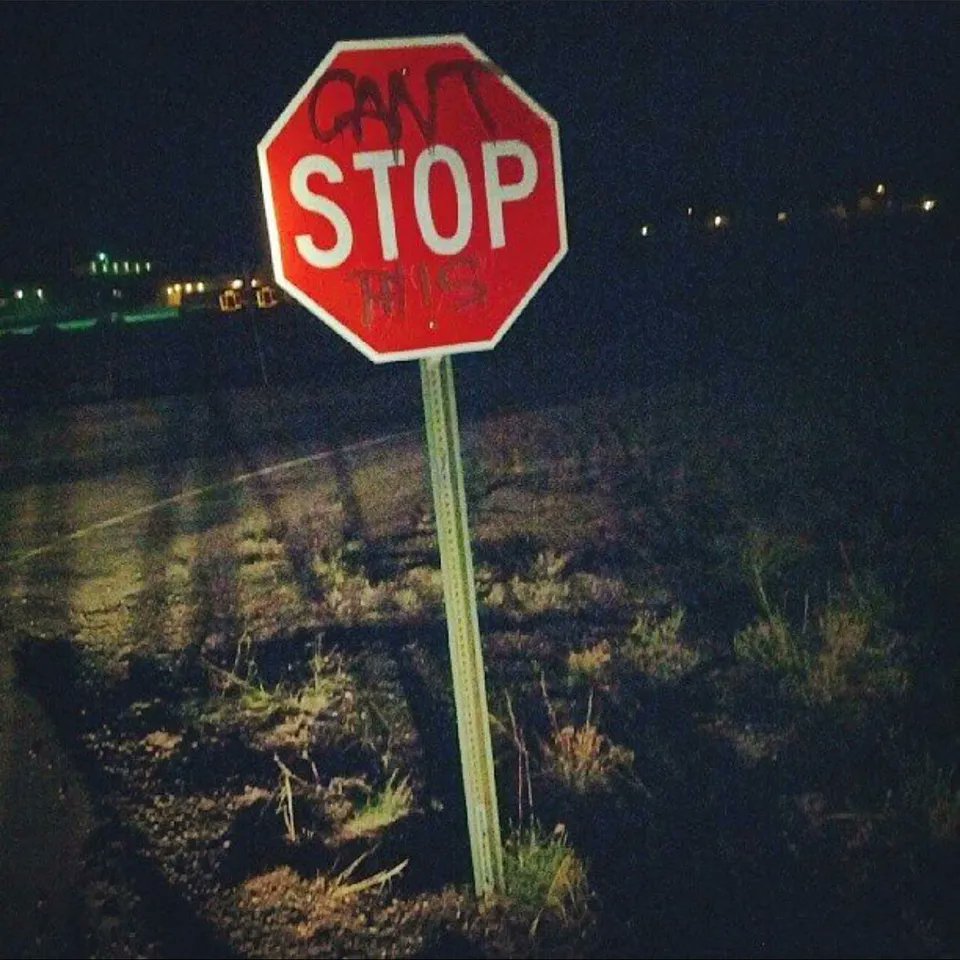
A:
354,256,486,331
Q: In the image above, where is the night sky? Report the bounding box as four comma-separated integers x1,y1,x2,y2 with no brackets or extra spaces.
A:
0,2,956,280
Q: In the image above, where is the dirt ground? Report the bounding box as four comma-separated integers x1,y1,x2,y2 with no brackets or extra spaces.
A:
1,357,958,957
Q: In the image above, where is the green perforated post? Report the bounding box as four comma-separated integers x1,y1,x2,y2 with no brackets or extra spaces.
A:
419,354,504,900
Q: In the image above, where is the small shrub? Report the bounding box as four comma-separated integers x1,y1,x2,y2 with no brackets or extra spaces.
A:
502,822,590,935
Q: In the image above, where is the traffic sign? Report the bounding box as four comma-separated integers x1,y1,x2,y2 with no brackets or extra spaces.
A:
258,35,567,362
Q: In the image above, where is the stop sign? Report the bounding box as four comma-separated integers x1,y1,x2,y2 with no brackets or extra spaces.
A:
258,35,567,362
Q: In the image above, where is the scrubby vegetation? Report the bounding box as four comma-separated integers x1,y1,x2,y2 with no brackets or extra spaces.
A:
3,321,957,957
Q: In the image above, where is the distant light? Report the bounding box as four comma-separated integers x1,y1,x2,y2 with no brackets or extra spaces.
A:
166,286,173,296
185,282,194,294
145,261,151,272
640,224,649,237
14,289,23,299
174,283,182,292
251,278,259,287
123,261,129,273
714,215,723,228
876,183,885,196
113,261,119,273
97,252,107,262
777,211,788,223
921,199,936,212
687,206,693,217
90,260,97,274
36,288,43,299
134,262,141,274
197,281,205,293
231,278,243,290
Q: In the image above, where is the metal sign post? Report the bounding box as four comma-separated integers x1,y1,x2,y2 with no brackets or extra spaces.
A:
419,354,504,899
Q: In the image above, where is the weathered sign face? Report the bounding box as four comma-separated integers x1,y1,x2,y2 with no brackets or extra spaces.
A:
258,35,567,362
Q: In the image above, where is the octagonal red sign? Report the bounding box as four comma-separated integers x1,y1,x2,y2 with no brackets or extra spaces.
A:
258,35,567,362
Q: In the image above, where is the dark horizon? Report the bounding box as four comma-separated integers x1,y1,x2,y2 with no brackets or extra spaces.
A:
1,1,956,279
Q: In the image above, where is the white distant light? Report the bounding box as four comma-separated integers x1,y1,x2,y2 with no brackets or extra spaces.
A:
36,288,43,299
185,282,194,294
113,261,119,273
231,278,243,290
89,260,97,274
876,183,885,196
174,283,182,292
921,199,936,212
145,261,151,272
166,286,173,296
123,261,130,273
687,206,693,217
714,215,723,228
251,278,259,287
135,262,141,274
14,289,23,299
641,225,649,237
777,211,788,223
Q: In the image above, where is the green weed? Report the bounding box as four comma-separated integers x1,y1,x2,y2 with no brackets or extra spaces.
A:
502,822,590,935
339,771,414,840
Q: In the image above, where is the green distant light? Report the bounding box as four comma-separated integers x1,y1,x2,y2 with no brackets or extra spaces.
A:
121,307,178,324
56,318,98,333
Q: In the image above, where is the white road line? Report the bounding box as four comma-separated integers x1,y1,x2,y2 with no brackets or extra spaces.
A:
1,430,419,568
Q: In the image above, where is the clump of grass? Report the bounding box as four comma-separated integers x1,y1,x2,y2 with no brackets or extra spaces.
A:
808,606,871,700
502,822,590,935
540,682,633,793
309,546,386,621
903,757,960,842
531,549,573,581
734,613,806,675
735,595,907,704
567,640,612,688
339,771,414,840
623,607,698,679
